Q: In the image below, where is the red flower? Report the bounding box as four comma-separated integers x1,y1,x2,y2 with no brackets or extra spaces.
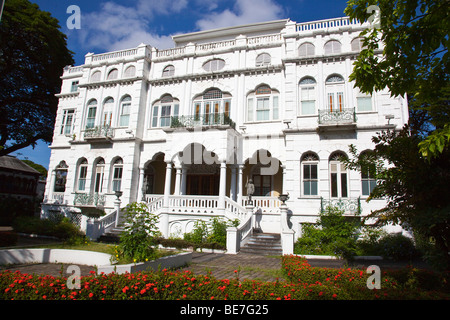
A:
89,293,94,298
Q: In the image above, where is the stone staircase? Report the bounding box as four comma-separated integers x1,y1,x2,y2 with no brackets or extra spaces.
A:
239,233,282,255
97,226,124,244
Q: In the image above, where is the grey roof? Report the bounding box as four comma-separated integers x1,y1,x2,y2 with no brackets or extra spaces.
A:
0,156,41,175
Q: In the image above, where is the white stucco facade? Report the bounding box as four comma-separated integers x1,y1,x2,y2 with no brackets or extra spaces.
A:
42,17,408,247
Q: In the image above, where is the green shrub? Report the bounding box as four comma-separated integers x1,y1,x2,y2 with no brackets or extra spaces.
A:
119,202,160,262
294,206,361,259
378,233,418,261
183,217,238,248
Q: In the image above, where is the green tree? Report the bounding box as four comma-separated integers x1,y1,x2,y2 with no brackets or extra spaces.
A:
345,0,450,158
0,0,74,156
21,159,47,179
344,123,450,269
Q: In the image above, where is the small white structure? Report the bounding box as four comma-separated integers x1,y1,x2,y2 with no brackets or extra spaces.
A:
42,17,408,254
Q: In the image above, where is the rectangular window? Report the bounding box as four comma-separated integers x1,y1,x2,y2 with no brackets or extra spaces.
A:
224,100,230,117
272,96,279,120
337,92,344,112
78,166,87,191
160,105,171,127
361,167,377,195
357,96,372,112
256,97,270,121
60,109,75,135
152,106,158,128
303,164,318,196
86,107,96,129
71,81,79,92
301,87,315,115
119,102,131,127
247,98,253,122
112,166,123,192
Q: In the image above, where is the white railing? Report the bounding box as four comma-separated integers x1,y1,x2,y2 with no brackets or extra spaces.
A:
247,33,282,46
196,39,236,52
224,197,248,220
85,209,117,240
242,196,281,211
52,192,65,204
145,194,161,203
296,16,361,32
92,48,138,62
155,47,185,58
147,196,164,213
169,195,218,210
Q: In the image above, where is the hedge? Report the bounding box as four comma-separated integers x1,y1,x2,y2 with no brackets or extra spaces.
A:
0,255,448,300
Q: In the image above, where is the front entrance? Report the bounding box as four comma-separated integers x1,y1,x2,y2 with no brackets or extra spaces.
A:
185,163,220,195
186,174,219,195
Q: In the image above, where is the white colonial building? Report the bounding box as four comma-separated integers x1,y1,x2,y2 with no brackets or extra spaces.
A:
41,17,408,254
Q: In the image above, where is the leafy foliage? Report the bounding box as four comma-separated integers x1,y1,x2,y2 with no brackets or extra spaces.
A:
294,206,361,259
119,202,160,262
183,217,239,248
345,0,449,158
344,126,450,269
0,0,74,156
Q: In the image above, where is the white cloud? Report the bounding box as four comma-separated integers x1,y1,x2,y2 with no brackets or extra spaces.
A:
77,0,188,52
196,0,285,30
75,0,286,53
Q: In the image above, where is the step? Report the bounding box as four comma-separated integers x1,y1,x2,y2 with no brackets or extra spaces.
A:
239,233,282,255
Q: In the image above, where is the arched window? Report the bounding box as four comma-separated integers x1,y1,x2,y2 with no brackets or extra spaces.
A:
119,95,131,127
90,70,101,82
162,65,175,77
54,161,68,193
329,152,348,198
102,97,114,127
324,40,341,55
298,42,315,57
93,158,105,194
202,59,225,72
299,77,317,115
246,85,279,122
123,65,136,77
107,68,118,80
111,158,123,192
325,74,345,112
255,53,271,67
77,158,88,191
351,37,365,52
192,88,231,125
151,94,180,128
86,99,97,129
301,152,319,196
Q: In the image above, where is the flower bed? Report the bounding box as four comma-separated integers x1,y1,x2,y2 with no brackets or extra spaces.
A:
0,255,448,300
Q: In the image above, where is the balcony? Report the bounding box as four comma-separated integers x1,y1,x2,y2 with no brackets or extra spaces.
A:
321,197,361,215
318,108,356,132
73,193,106,207
83,126,114,142
170,113,236,130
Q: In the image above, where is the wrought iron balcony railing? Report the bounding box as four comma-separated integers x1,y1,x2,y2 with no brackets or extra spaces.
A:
318,108,356,125
321,197,361,215
83,125,115,140
170,113,236,129
74,192,106,207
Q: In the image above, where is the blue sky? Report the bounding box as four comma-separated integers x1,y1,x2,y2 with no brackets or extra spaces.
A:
13,0,350,168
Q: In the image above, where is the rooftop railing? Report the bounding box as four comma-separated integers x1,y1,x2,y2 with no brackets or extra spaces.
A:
83,125,115,140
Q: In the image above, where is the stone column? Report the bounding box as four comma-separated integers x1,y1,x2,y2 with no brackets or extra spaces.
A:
181,166,187,195
163,161,172,207
218,161,227,209
237,164,244,206
230,166,237,202
174,166,182,195
137,167,145,202
281,164,287,194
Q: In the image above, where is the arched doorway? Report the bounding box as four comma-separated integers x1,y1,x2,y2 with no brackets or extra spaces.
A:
179,143,221,196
